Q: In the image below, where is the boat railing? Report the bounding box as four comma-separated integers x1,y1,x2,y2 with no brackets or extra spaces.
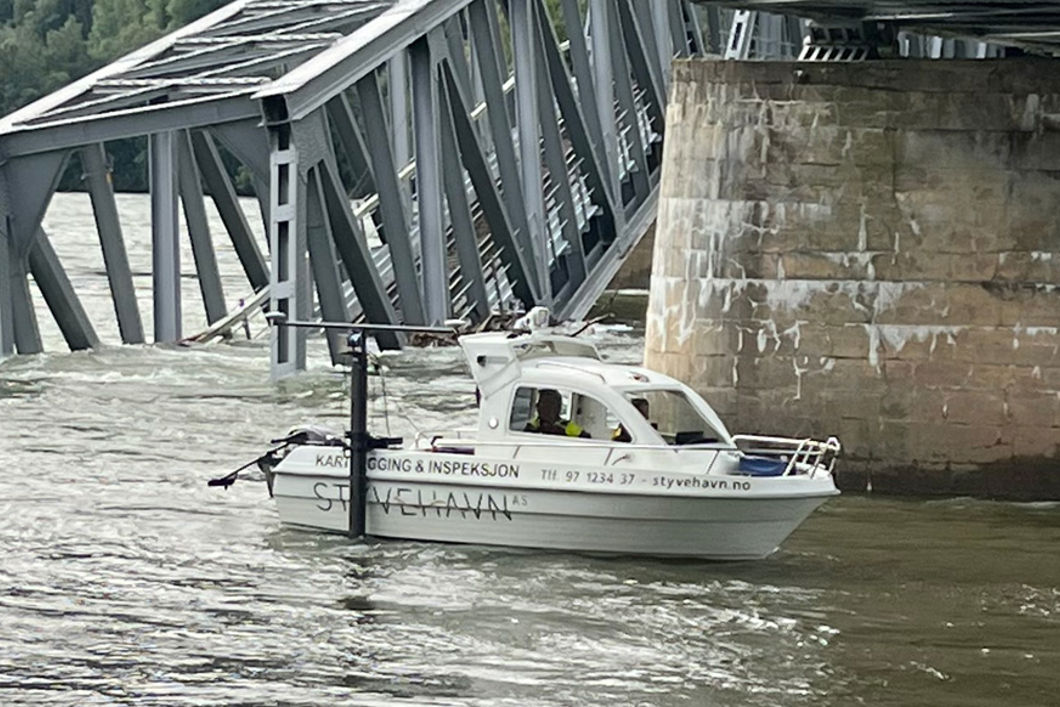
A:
730,435,842,478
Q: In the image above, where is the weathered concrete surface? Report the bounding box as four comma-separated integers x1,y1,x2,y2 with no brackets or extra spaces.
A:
646,59,1060,499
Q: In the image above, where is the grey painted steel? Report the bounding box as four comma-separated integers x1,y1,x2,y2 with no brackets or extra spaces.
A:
150,131,182,342
669,0,689,56
0,151,64,352
537,6,620,230
267,125,309,377
208,120,271,182
305,165,352,362
177,130,228,325
466,0,535,285
555,188,658,322
0,227,12,356
589,0,620,201
617,0,666,130
510,0,549,301
630,0,664,95
389,51,411,174
2,151,69,252
702,6,725,54
316,158,403,350
443,16,472,104
684,0,705,54
28,229,100,350
80,144,145,344
9,253,42,354
558,0,612,198
324,95,375,198
441,62,537,307
437,74,489,320
254,0,473,121
410,36,450,325
608,12,650,202
356,71,426,323
189,130,270,291
531,0,585,287
650,0,674,84
1,93,261,158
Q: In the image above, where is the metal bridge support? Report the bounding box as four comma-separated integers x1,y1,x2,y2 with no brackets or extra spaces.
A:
150,131,182,343
511,0,549,302
0,0,729,373
81,143,144,344
29,228,100,350
266,119,309,377
177,130,227,325
189,130,269,293
411,35,450,324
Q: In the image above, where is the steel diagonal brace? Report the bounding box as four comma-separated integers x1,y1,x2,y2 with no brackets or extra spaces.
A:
440,59,538,307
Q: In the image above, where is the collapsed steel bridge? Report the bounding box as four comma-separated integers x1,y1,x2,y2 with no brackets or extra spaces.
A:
0,0,1045,376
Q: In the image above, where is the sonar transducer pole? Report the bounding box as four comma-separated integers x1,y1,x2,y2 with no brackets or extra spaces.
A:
265,312,458,539
347,328,368,538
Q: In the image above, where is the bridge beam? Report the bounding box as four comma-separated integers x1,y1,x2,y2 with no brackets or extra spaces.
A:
441,61,537,308
356,70,425,324
467,0,536,297
150,130,182,343
316,155,403,350
324,94,375,199
267,121,309,377
305,164,351,363
9,252,42,355
411,34,450,325
0,225,12,357
511,0,550,302
189,130,269,292
532,0,585,291
437,71,489,320
28,228,100,350
177,130,227,325
81,143,144,344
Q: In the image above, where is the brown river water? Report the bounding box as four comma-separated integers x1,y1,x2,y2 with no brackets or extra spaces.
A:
0,194,1056,705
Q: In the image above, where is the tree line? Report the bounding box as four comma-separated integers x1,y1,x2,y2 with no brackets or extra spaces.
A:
1,0,226,190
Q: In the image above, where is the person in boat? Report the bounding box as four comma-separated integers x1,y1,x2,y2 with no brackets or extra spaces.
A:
525,388,590,437
612,397,651,443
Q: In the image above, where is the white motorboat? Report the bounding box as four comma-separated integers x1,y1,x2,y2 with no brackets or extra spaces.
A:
256,327,840,560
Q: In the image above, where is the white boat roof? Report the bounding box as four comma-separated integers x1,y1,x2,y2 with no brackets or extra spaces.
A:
520,356,683,390
459,331,686,393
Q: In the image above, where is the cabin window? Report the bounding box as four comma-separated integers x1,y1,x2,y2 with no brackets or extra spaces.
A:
509,386,621,440
627,390,723,446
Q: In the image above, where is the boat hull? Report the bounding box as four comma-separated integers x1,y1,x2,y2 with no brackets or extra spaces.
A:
271,448,837,560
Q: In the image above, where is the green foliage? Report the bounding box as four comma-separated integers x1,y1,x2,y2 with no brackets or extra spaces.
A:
1,0,226,116
2,0,226,190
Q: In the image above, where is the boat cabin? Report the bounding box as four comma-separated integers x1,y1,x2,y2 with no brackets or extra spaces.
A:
458,332,734,449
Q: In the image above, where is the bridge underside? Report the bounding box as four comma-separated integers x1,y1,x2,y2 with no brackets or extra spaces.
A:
702,1,1060,56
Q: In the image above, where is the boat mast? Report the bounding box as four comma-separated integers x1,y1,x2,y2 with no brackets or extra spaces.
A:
266,312,454,538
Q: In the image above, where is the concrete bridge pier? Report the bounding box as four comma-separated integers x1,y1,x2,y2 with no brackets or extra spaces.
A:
647,58,1060,498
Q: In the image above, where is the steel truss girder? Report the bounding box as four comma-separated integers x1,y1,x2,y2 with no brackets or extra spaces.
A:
356,70,426,324
81,143,145,344
305,164,353,362
29,228,101,350
440,59,538,307
177,130,228,325
189,130,270,292
0,0,718,370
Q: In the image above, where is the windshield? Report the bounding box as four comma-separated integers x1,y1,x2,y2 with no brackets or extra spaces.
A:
625,389,727,446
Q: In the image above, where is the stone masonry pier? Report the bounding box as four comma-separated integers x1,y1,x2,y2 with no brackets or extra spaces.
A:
646,59,1060,499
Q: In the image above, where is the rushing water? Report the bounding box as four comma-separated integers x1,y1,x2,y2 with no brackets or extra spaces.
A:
1,194,1057,705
